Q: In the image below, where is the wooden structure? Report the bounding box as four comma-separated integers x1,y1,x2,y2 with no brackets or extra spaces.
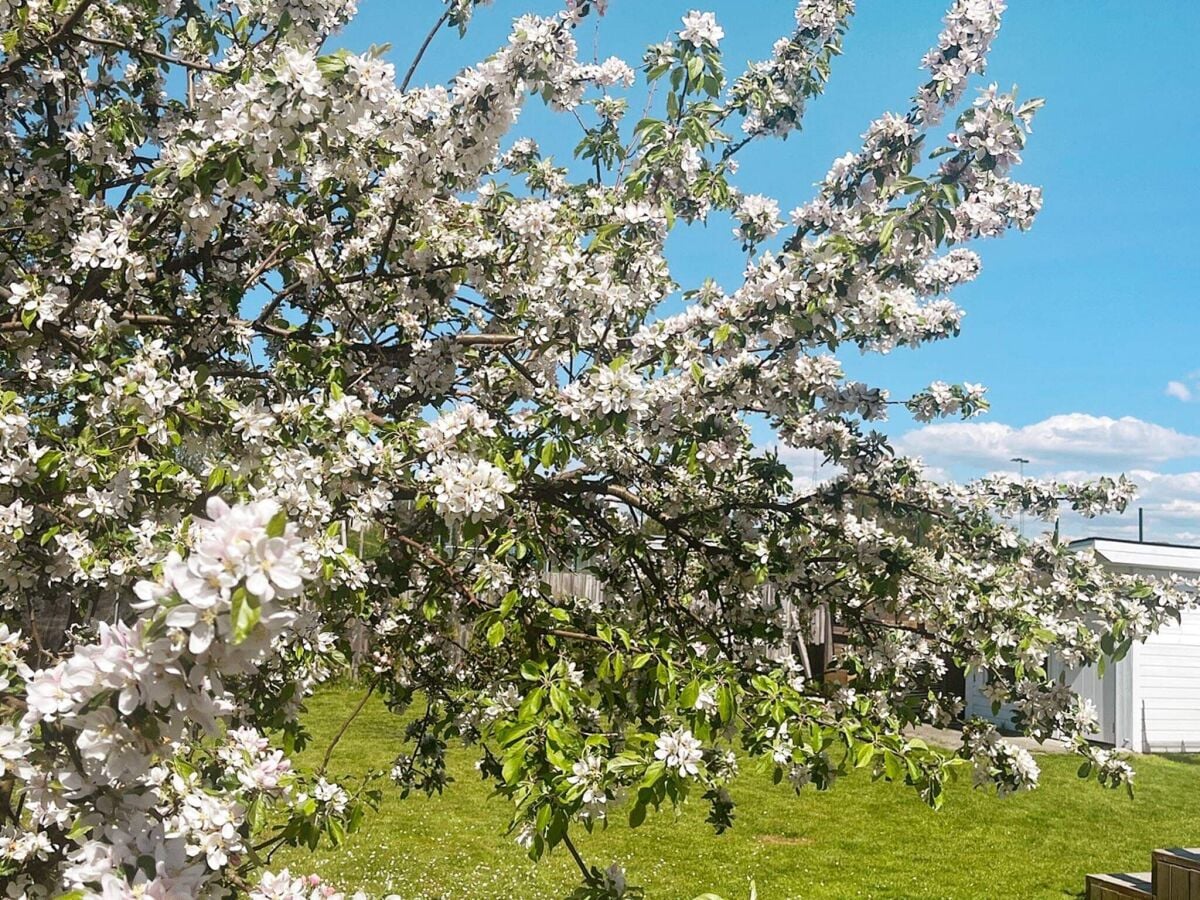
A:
1087,872,1153,900
1087,849,1200,900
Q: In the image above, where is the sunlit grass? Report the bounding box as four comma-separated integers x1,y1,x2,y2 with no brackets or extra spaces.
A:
275,685,1200,899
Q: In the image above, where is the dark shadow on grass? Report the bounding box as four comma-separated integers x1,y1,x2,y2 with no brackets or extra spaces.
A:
1160,753,1200,766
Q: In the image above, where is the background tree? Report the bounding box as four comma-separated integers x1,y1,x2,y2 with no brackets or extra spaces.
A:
0,0,1187,895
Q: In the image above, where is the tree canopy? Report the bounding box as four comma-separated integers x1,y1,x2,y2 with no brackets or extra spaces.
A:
0,0,1187,896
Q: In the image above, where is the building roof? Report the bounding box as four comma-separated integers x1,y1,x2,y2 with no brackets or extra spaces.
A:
1068,537,1200,574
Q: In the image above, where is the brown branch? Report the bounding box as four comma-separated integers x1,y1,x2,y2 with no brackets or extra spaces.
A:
535,626,609,645
561,830,594,883
318,682,375,776
77,35,226,74
392,533,483,608
0,0,98,81
400,10,450,92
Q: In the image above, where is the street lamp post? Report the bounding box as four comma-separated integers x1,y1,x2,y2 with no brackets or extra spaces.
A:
1011,456,1030,537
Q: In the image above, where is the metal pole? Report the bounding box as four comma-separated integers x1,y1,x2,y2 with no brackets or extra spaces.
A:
1139,507,1144,543
1011,457,1030,537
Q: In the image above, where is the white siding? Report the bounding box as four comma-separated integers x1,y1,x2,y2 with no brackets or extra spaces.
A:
1050,656,1121,745
964,670,1019,729
965,657,1126,744
1074,539,1200,574
957,539,1200,751
1136,607,1200,752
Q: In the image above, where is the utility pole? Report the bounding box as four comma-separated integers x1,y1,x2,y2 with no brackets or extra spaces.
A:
1011,456,1030,537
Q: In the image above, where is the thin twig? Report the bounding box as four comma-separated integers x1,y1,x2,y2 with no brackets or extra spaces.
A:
78,35,226,74
0,0,98,81
562,831,593,883
400,9,450,92
318,682,376,775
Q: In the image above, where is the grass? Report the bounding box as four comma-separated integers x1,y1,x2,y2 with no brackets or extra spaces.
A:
275,685,1200,899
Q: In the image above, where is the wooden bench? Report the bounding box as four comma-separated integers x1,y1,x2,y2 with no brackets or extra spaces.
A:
1153,849,1200,900
1086,872,1152,900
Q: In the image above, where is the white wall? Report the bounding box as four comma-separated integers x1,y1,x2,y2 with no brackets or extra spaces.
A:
1135,607,1200,752
964,670,1019,729
965,657,1128,746
963,541,1200,751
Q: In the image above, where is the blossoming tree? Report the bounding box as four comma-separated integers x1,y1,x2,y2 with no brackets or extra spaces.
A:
0,0,1187,895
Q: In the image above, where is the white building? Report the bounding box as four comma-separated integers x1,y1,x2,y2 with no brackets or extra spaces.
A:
964,537,1200,752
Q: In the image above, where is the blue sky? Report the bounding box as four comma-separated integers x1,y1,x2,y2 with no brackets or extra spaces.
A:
339,1,1200,542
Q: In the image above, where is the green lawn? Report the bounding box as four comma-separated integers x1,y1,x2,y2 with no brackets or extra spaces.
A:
275,686,1200,899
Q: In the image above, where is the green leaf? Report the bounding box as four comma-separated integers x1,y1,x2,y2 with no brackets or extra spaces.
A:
230,587,261,644
502,751,525,786
629,801,647,828
666,91,680,120
500,590,520,615
520,661,543,681
518,687,545,719
877,215,896,249
266,507,288,538
546,811,567,848
854,741,875,769
679,680,700,709
717,685,735,724
486,621,506,647
36,450,62,473
883,751,904,781
639,760,666,790
549,684,571,717
322,815,346,847
224,153,244,186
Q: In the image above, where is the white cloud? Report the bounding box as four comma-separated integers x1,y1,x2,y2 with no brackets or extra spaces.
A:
896,413,1200,467
896,416,1200,545
1050,469,1200,545
770,444,839,492
1166,380,1194,402
1164,372,1200,402
763,416,1200,544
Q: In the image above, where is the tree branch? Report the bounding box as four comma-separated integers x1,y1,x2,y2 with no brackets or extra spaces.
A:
0,0,98,81
400,10,450,92
318,682,376,776
77,35,226,74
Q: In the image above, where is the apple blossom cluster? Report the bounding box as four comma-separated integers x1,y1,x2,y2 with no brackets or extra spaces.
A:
235,0,359,39
963,723,1040,796
429,457,517,524
916,0,1005,125
906,380,988,422
726,0,854,139
566,753,611,820
0,0,1189,896
732,193,783,248
0,498,372,895
679,11,724,48
654,728,705,778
